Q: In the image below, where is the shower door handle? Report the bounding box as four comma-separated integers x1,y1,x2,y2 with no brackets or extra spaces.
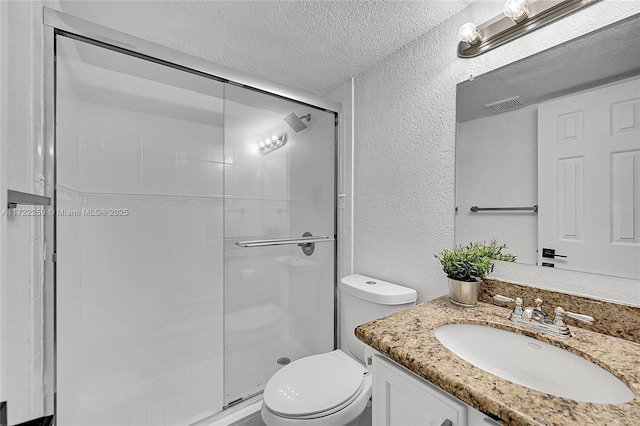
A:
236,235,335,248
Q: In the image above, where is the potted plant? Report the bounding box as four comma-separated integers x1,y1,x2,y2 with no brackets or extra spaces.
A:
435,240,516,307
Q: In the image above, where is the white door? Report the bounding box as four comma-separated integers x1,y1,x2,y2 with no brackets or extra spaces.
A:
538,77,640,278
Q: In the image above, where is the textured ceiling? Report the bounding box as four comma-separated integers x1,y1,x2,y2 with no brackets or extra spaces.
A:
58,0,471,94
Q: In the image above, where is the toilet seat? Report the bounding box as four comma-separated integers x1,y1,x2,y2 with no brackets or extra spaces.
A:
263,350,367,419
261,373,372,426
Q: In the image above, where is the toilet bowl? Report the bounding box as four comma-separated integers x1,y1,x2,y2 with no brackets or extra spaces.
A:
261,274,417,425
261,350,372,425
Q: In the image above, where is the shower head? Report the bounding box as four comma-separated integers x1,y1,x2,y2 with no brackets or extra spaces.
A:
283,113,311,132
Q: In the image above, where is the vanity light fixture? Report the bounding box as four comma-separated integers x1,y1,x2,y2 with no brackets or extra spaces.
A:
259,133,288,154
458,22,482,45
504,0,529,23
457,0,601,58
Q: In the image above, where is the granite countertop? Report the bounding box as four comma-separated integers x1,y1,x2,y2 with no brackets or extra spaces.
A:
355,296,640,426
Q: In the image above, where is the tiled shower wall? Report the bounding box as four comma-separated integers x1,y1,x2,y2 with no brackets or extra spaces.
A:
57,64,224,423
55,36,339,423
55,44,226,422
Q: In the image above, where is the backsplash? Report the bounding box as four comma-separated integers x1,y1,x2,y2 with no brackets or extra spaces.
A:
481,278,640,343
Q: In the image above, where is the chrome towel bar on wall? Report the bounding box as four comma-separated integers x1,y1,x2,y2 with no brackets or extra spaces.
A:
7,190,51,209
470,205,538,213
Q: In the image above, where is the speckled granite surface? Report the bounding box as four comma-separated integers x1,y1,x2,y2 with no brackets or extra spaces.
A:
481,278,640,343
355,296,640,426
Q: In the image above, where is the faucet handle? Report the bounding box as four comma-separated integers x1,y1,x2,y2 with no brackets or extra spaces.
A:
553,307,594,326
494,295,523,317
494,294,514,303
513,297,523,316
567,311,594,324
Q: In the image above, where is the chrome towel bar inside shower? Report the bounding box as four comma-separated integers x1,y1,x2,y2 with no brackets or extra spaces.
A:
470,205,538,213
236,235,335,248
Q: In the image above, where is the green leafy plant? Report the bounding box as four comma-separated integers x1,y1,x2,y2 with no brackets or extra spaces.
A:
435,240,516,282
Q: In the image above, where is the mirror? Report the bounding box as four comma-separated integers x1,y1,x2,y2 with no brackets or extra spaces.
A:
455,15,640,279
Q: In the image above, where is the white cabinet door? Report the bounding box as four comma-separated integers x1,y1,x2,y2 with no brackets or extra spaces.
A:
371,354,467,426
538,77,640,278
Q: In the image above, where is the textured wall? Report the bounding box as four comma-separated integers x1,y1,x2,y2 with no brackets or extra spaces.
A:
353,0,640,304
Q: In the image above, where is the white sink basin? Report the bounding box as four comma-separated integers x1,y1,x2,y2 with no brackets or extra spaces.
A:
434,324,634,404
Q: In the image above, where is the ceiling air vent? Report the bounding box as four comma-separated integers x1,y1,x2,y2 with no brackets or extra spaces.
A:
484,96,527,113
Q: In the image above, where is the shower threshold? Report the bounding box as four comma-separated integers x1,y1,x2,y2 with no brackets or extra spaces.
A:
190,394,263,426
223,390,263,410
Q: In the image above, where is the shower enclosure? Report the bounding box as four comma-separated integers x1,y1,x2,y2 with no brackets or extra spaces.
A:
54,33,336,425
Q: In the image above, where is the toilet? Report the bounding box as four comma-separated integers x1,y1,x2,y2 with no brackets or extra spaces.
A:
261,274,417,425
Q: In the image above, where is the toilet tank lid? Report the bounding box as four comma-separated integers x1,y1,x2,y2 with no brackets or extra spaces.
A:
340,274,417,305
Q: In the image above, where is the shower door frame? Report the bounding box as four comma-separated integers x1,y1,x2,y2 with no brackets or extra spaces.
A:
42,7,340,420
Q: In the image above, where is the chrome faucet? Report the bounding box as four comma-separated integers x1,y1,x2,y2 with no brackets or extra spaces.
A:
493,295,594,338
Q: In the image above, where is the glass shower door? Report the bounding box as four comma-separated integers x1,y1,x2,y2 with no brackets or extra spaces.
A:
223,85,336,405
55,36,225,425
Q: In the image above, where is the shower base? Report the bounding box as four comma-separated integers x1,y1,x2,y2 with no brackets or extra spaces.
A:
61,335,311,426
224,335,313,406
65,357,222,426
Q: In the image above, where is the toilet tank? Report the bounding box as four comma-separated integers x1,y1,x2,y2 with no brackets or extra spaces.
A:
340,274,417,363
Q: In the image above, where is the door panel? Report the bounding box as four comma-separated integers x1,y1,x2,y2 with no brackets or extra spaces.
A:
538,77,640,278
223,84,336,405
56,36,225,425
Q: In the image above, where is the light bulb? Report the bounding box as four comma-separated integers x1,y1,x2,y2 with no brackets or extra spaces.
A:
271,134,278,141
504,0,528,23
259,141,266,148
458,22,481,45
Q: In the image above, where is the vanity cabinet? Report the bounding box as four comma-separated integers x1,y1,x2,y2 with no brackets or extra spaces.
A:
367,349,502,426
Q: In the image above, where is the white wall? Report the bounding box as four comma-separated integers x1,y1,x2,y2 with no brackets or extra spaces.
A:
0,1,47,424
0,0,7,411
456,104,538,264
353,0,640,304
